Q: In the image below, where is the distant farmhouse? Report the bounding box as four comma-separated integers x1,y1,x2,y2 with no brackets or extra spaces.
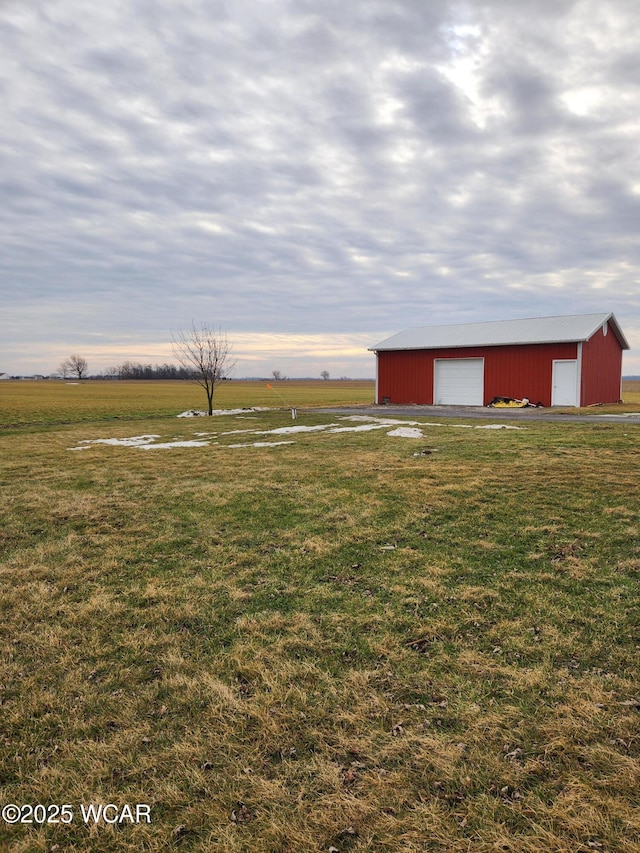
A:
370,313,628,407
0,372,10,380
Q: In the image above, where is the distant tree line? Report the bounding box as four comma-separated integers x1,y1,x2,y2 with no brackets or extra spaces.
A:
105,361,197,380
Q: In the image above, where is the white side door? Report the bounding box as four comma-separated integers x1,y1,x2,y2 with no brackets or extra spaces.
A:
552,359,579,406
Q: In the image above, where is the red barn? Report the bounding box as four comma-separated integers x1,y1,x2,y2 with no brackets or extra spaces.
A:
370,313,629,407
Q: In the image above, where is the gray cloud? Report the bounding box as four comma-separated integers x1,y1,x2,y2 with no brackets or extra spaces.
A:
1,0,639,376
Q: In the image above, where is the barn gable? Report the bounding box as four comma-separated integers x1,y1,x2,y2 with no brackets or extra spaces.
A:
370,313,628,407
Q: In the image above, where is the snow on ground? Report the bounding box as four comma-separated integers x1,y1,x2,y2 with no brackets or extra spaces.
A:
225,441,295,448
69,435,212,451
328,423,391,433
338,416,424,426
476,424,525,430
177,407,270,417
264,424,339,434
386,427,424,438
69,435,161,450
138,440,212,450
68,415,525,452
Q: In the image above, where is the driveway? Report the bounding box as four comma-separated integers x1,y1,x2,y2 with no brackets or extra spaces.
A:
316,404,640,425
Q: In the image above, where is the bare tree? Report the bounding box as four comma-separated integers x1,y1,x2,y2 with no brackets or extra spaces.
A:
59,354,88,379
321,370,330,380
272,370,284,381
172,323,235,415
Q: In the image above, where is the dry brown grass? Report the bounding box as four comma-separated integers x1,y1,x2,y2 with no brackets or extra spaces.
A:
1,407,639,851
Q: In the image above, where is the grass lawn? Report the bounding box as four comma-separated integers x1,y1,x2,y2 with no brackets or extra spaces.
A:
1,382,639,851
0,379,376,428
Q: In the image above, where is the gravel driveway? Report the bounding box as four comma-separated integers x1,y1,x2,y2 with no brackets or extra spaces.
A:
316,404,640,425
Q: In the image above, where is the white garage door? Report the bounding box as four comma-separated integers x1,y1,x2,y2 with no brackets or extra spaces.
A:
434,358,484,406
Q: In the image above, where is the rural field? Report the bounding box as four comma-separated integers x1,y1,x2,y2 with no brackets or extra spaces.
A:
1,380,639,852
0,379,376,428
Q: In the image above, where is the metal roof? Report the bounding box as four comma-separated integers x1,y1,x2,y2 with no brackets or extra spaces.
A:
370,313,629,352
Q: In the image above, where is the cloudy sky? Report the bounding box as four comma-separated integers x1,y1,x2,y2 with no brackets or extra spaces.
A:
1,0,639,377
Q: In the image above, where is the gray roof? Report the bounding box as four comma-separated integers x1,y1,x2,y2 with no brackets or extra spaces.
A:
370,312,629,352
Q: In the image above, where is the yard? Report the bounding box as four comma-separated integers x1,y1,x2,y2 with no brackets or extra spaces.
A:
0,381,638,851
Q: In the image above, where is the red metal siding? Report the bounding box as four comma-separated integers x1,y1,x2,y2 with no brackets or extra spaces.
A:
580,324,623,405
377,342,578,406
377,350,435,404
484,343,577,406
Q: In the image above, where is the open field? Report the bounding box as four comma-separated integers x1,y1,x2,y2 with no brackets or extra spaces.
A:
1,380,639,430
581,380,640,414
0,380,376,428
620,379,640,405
1,386,639,852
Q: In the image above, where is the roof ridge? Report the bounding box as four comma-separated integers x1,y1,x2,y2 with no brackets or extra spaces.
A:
402,312,611,331
370,312,628,351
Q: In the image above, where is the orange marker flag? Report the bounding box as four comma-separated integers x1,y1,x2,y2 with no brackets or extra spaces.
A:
266,383,272,388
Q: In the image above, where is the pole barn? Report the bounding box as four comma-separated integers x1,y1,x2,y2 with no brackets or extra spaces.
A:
370,313,629,407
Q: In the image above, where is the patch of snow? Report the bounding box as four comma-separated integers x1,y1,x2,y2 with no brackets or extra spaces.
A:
68,414,527,454
69,434,213,450
450,423,524,430
339,415,525,432
328,423,391,433
226,441,295,448
73,434,161,448
475,424,525,430
387,427,424,438
266,424,337,434
177,407,270,418
339,416,424,426
220,423,337,437
138,440,212,450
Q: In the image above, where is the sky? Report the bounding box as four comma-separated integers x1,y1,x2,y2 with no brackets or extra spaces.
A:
1,0,639,378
